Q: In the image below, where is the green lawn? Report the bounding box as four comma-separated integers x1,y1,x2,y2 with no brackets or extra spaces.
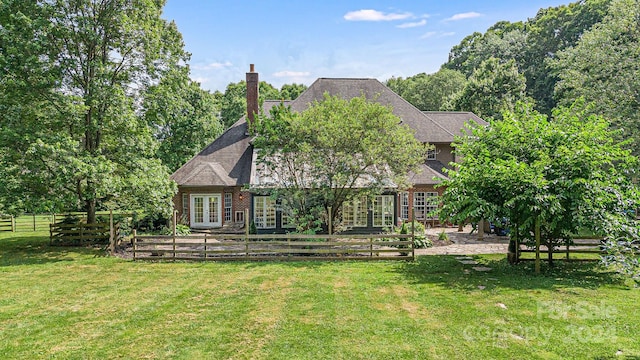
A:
1,231,638,359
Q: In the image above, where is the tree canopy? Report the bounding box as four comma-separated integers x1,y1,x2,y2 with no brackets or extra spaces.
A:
385,69,467,111
552,0,640,157
445,58,529,120
0,0,185,220
143,67,223,172
439,101,639,275
252,95,428,232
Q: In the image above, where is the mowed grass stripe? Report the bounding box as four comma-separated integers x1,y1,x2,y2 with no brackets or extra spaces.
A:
1,232,639,359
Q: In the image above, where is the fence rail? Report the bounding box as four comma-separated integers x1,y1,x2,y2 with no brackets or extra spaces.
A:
49,222,117,246
0,212,137,233
0,216,14,232
132,232,415,261
517,236,605,262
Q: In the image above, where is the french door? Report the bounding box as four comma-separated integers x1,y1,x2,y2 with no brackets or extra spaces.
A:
190,194,221,228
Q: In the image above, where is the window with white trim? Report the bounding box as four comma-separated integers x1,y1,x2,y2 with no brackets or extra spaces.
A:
342,197,368,227
182,193,188,218
280,199,295,228
414,192,438,220
224,193,232,222
399,192,409,220
373,195,394,227
253,196,276,229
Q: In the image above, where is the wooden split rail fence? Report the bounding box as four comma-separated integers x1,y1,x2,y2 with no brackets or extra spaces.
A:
132,232,415,261
0,216,14,232
49,222,118,246
517,236,606,262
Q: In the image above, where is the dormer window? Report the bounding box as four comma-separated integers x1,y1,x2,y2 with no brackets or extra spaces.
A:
427,148,436,160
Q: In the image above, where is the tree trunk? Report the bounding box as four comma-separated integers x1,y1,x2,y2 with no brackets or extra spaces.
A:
86,199,96,224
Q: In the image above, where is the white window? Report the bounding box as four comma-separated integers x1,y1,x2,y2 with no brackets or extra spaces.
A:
373,195,394,227
399,192,409,220
182,193,188,218
342,197,368,227
224,193,232,222
280,199,295,228
254,196,276,229
190,194,221,228
414,192,438,220
427,148,436,160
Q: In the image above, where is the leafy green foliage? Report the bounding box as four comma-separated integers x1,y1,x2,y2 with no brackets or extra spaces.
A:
252,95,428,232
446,58,529,119
442,0,611,115
143,67,223,172
385,69,467,111
439,101,639,277
0,0,184,221
214,80,306,128
552,0,640,157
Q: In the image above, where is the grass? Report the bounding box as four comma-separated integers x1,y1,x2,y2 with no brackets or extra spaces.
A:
1,231,639,359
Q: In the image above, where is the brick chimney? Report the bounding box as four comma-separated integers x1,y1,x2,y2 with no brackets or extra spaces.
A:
246,64,259,128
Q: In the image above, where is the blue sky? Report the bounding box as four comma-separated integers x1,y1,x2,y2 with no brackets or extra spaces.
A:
163,0,571,93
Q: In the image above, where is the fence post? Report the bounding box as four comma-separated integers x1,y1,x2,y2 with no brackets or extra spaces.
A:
204,234,207,259
328,206,332,235
11,215,15,232
109,210,115,255
411,209,416,260
535,216,541,274
132,229,137,261
245,208,249,259
172,210,177,261
370,237,373,258
33,213,36,231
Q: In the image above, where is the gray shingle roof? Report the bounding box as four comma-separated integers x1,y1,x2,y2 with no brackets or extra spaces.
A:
170,119,252,186
171,78,484,187
292,78,453,143
422,111,488,143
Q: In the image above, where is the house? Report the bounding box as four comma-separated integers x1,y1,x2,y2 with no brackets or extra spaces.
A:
170,65,487,232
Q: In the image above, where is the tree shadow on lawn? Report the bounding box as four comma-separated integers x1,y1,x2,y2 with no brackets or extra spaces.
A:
0,234,105,267
395,255,630,291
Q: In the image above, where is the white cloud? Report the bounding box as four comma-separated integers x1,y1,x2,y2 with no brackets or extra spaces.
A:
192,61,233,70
440,32,456,37
344,9,412,21
273,70,311,78
191,76,211,85
420,31,437,39
397,19,427,28
444,12,482,21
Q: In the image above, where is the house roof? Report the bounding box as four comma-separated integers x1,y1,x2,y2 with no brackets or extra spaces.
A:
422,111,488,143
171,78,485,188
170,119,252,187
410,161,449,185
292,78,454,143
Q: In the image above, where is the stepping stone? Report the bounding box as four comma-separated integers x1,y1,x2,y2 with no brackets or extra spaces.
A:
477,285,486,290
459,260,479,265
472,266,492,272
496,303,507,309
455,256,473,260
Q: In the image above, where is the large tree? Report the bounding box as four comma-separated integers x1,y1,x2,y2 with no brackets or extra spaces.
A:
252,95,428,233
445,58,529,119
439,102,639,275
552,0,640,157
524,0,610,114
385,69,466,111
0,0,185,221
143,67,223,172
